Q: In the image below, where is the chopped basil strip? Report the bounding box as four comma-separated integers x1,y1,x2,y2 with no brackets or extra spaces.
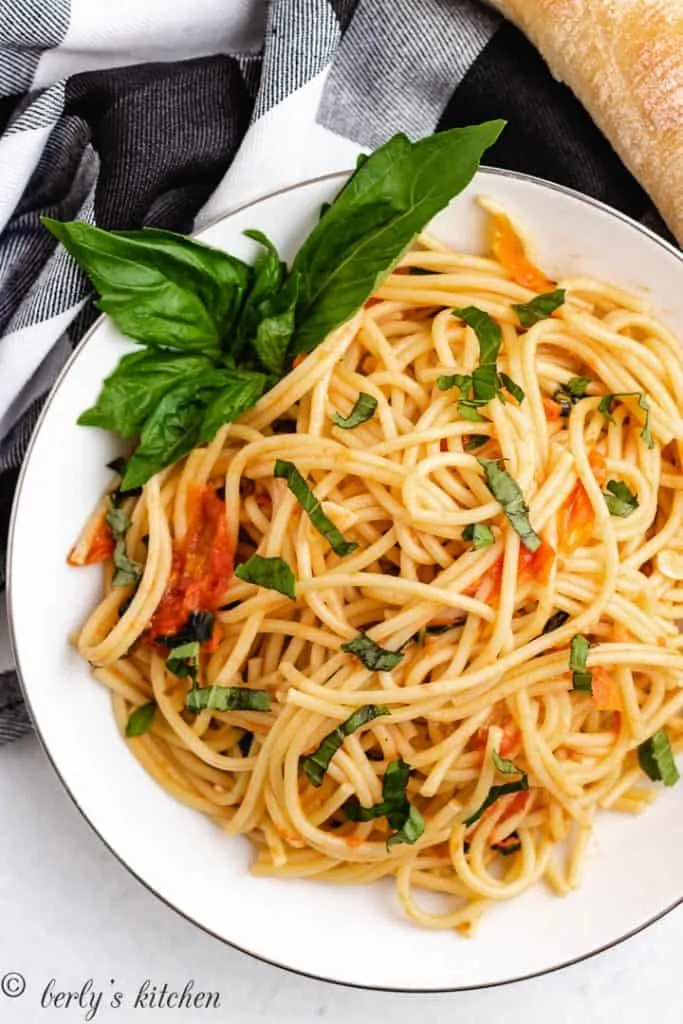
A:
332,392,377,429
426,620,465,635
274,459,358,556
499,372,525,404
492,750,523,775
463,749,528,827
598,392,653,449
464,776,529,828
341,632,405,672
477,458,542,552
235,554,296,599
458,400,487,423
453,306,502,366
166,641,200,682
105,508,144,587
471,363,500,403
638,730,679,787
491,831,521,855
301,704,390,786
156,610,215,648
513,288,566,327
125,701,156,737
386,805,426,849
462,523,495,549
344,757,425,850
552,376,592,416
107,457,143,507
186,686,271,713
464,434,489,451
542,610,570,635
569,634,592,693
437,372,472,392
603,479,638,518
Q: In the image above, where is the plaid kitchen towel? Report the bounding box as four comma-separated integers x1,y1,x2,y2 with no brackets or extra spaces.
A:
0,0,663,743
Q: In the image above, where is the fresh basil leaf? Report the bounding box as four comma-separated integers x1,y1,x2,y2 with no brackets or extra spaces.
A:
437,373,471,392
453,306,502,367
512,288,566,327
569,634,592,693
156,610,215,648
290,122,505,355
464,434,489,451
235,554,296,599
121,368,265,490
41,219,251,356
105,508,143,587
273,459,358,556
186,686,271,712
196,369,266,446
125,701,156,737
253,279,299,378
234,231,299,376
79,350,215,437
492,750,523,775
166,640,200,682
638,730,679,786
603,479,638,518
598,392,653,449
477,458,542,552
300,704,390,786
499,372,525,404
542,610,570,635
344,757,425,849
341,632,404,672
332,392,377,429
234,230,285,349
462,523,495,549
464,776,529,827
491,831,521,855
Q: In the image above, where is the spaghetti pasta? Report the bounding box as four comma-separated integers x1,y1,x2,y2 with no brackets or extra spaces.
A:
71,206,683,933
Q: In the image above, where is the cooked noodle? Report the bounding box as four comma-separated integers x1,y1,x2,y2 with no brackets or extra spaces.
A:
72,204,683,933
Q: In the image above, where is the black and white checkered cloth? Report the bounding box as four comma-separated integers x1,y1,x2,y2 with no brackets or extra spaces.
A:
0,0,666,744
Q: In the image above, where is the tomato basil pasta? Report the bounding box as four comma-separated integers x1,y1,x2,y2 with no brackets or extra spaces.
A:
69,205,683,934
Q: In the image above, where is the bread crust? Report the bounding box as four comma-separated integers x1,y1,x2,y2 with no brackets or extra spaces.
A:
487,0,683,243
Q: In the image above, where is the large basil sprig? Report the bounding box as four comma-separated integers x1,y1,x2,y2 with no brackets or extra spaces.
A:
43,121,505,489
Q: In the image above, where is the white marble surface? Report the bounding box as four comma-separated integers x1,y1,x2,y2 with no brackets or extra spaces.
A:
0,732,681,1023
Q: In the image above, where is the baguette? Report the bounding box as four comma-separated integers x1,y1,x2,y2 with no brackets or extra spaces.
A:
486,0,683,245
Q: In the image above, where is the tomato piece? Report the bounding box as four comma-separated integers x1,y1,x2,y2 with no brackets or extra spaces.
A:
68,520,114,566
499,790,530,822
491,213,555,293
542,397,563,421
591,667,622,711
561,452,607,552
292,354,305,368
149,485,233,641
473,721,520,756
519,539,555,583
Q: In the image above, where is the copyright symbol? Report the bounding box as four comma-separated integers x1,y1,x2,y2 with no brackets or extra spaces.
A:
1,972,26,998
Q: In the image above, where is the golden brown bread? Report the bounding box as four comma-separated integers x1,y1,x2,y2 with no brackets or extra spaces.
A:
486,0,683,244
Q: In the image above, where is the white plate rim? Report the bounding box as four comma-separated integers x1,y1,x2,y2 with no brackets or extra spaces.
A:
7,165,683,992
